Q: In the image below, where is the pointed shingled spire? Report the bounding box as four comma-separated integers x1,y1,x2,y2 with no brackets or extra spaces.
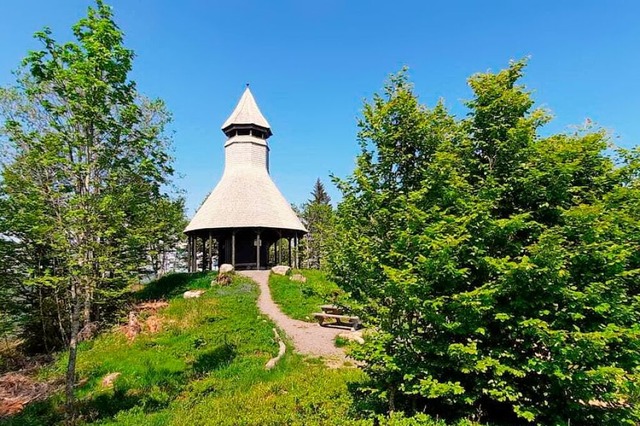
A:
221,86,271,133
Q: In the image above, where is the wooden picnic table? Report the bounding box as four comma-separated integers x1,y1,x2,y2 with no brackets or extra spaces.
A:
320,304,343,315
314,305,361,331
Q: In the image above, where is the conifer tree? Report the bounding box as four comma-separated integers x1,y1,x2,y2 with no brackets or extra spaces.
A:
311,178,331,205
301,179,334,269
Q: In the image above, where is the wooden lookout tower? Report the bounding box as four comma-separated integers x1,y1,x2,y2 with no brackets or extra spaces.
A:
184,87,307,271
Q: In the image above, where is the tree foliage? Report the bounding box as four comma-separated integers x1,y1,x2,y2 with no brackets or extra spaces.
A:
0,0,184,412
311,178,332,205
301,178,334,270
330,61,640,425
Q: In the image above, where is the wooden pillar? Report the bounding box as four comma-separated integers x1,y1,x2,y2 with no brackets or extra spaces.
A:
193,235,198,272
190,234,195,273
216,238,222,265
187,235,191,273
288,237,292,268
274,239,278,265
293,232,300,269
201,236,206,272
200,235,207,272
231,230,236,268
256,230,261,270
188,234,193,273
208,231,213,271
277,231,282,265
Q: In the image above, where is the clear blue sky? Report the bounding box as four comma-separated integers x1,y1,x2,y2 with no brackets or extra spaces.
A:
1,1,639,215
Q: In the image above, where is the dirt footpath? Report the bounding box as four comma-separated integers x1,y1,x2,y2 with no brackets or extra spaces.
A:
239,270,346,360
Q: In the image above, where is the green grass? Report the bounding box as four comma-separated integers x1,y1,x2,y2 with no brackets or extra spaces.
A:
3,271,481,426
1,272,368,425
269,269,343,321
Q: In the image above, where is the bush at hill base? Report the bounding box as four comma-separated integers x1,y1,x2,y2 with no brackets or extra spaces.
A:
330,60,640,425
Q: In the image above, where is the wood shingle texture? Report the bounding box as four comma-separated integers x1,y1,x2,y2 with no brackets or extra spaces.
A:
221,86,271,133
185,87,306,234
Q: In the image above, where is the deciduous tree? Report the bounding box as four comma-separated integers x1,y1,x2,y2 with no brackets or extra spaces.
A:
330,61,640,425
0,1,183,417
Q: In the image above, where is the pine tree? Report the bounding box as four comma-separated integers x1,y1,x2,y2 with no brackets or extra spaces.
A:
311,178,331,205
301,179,334,269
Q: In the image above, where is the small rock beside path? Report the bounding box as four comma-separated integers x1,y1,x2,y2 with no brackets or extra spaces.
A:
219,264,234,274
183,289,205,299
271,265,291,276
290,273,307,283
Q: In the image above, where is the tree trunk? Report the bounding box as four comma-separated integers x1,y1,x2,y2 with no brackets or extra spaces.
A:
65,282,82,424
54,290,68,345
160,247,167,276
37,286,50,353
83,288,92,328
389,385,396,413
83,248,95,328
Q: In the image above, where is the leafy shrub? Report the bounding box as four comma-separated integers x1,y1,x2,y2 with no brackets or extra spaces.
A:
330,60,640,425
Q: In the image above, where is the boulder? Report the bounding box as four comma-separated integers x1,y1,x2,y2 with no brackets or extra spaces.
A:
271,265,291,276
290,273,307,283
124,311,141,340
77,321,99,342
219,264,234,274
183,289,206,299
101,372,121,388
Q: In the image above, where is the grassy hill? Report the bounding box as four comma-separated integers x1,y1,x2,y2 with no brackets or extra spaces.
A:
3,273,366,425
2,272,480,426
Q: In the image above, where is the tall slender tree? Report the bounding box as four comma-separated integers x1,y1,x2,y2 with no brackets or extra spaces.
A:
301,178,334,269
0,0,182,417
311,178,331,205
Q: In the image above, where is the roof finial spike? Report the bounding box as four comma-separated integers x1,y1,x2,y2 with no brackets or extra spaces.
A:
246,82,250,88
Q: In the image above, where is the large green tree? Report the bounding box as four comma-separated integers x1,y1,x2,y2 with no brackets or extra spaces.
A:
330,61,640,425
0,0,183,415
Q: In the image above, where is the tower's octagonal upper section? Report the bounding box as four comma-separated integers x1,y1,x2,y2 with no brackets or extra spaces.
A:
221,86,272,138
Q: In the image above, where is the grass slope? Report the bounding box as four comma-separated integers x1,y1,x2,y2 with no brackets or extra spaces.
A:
268,270,342,322
3,272,478,426
2,273,367,425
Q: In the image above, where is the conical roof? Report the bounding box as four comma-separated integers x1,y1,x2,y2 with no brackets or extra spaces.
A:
185,88,306,234
221,86,271,131
184,168,306,233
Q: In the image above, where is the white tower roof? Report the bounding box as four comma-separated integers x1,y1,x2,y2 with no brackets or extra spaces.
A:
221,86,271,132
185,88,306,234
